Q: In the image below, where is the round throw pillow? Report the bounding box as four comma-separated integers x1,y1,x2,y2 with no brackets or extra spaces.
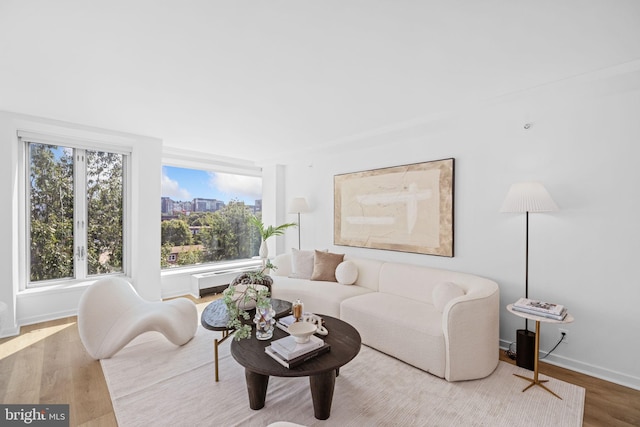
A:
335,261,358,285
432,281,465,312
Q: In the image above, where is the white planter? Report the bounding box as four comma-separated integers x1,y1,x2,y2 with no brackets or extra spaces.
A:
228,284,269,310
259,240,268,259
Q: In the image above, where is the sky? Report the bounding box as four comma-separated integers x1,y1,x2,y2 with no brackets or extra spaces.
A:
161,166,262,205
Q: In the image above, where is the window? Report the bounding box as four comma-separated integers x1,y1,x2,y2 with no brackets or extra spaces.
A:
161,165,262,269
25,139,127,286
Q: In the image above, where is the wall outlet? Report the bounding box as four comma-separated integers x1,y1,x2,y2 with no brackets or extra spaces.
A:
559,328,569,344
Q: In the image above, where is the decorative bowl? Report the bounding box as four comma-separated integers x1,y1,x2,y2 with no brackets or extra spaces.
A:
287,321,317,343
228,284,268,310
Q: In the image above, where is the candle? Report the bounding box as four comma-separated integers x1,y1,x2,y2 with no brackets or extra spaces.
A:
292,299,303,321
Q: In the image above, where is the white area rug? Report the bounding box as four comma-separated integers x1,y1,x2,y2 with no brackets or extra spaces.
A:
101,325,585,426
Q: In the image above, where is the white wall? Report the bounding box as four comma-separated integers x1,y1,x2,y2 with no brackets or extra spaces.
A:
269,66,640,389
0,112,162,335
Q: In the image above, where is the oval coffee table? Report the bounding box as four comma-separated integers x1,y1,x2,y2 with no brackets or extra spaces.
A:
230,314,361,420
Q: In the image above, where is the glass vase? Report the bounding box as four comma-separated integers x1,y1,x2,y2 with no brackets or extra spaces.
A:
254,303,276,340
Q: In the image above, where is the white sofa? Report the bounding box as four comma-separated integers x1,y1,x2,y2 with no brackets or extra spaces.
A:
271,252,500,382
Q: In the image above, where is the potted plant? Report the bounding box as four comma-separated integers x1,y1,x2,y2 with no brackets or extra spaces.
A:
223,262,275,340
223,216,297,340
248,215,297,260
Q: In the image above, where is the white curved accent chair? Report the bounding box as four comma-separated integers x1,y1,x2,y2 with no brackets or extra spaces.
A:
78,277,197,359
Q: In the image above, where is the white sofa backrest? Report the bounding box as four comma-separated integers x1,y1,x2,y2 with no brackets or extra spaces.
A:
272,253,383,291
344,256,383,292
272,252,497,303
378,262,440,304
378,261,497,304
271,253,292,277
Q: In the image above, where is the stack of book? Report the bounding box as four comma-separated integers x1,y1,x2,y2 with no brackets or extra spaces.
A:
513,297,567,320
265,334,330,368
275,315,296,332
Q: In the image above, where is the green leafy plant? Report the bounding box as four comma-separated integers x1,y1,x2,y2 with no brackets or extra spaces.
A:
248,215,297,241
223,261,276,340
223,215,294,340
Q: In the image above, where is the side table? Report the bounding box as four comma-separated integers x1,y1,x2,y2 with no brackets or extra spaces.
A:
507,304,574,399
201,298,292,381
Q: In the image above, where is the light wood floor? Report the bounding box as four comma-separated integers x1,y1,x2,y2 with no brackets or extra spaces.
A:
1,294,639,426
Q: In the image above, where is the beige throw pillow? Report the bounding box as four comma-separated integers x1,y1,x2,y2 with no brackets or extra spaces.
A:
310,250,344,282
290,248,316,279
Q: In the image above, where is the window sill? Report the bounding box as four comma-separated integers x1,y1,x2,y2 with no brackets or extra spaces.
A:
160,259,262,278
19,275,130,297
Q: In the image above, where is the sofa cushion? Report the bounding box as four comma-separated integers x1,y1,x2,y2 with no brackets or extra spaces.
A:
340,292,446,377
335,261,358,285
432,282,465,312
271,276,372,318
311,251,344,282
344,257,384,292
290,248,316,279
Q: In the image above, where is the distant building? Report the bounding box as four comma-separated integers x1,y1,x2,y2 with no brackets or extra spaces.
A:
167,244,204,265
173,200,193,214
161,197,174,215
189,226,210,235
161,197,261,216
193,198,224,212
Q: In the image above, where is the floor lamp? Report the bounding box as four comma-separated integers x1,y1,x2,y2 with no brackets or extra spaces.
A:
500,182,558,370
288,197,309,250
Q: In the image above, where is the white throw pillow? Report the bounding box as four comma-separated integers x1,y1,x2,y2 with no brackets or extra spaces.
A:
432,282,465,312
335,261,358,285
290,248,315,279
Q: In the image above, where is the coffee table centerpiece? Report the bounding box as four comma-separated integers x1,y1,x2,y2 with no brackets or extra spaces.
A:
224,215,297,340
223,262,276,340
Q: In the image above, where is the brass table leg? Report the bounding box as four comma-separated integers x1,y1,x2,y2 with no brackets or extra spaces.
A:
513,320,562,400
214,330,231,382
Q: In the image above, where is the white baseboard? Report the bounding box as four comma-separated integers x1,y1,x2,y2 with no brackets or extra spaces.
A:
499,339,640,391
19,308,78,327
0,325,20,338
161,287,199,300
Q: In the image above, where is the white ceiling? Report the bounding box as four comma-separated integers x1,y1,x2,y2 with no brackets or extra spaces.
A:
2,0,639,162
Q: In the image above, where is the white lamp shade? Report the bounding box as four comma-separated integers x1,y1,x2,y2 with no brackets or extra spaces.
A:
500,182,559,213
288,197,310,214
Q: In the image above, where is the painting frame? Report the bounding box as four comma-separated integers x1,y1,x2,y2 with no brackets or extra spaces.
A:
334,158,454,257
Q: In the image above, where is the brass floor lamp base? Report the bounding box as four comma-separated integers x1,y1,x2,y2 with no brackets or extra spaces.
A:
507,304,574,401
513,373,562,399
514,319,562,400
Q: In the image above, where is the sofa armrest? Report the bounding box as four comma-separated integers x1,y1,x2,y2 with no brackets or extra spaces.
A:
442,285,500,381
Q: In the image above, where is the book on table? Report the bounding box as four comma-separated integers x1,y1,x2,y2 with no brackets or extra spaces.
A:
275,315,296,332
512,305,567,321
513,297,565,316
265,343,331,368
271,334,325,360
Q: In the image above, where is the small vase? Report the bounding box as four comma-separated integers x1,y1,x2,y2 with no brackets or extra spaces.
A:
254,303,276,340
259,240,268,260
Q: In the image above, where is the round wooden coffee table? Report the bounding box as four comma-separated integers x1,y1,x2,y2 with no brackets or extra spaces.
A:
230,314,361,420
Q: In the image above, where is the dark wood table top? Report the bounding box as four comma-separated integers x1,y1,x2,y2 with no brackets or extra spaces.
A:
201,298,292,331
230,315,361,377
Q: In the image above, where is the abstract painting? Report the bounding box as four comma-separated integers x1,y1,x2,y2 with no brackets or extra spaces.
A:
334,158,454,257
